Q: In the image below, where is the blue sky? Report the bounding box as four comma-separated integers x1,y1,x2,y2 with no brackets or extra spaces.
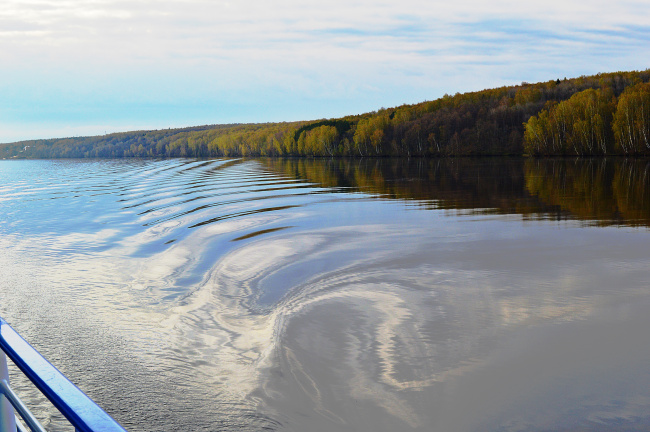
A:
1,0,649,143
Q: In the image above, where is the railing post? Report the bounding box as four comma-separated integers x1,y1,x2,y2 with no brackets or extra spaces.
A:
0,351,17,432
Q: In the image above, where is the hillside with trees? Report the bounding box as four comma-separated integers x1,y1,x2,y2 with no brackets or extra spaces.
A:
2,69,650,159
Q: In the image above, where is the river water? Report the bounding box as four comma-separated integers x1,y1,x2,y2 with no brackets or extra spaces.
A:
0,158,649,432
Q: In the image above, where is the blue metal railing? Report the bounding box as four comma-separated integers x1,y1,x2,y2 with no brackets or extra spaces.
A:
0,317,127,432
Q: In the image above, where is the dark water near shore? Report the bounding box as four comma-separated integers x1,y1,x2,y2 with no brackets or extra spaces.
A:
1,157,649,432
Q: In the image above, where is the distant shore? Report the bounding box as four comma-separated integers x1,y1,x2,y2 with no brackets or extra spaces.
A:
2,69,650,159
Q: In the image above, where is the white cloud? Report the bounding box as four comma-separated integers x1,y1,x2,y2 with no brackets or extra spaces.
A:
1,0,649,141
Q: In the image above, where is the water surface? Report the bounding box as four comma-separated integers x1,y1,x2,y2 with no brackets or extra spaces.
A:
0,158,649,431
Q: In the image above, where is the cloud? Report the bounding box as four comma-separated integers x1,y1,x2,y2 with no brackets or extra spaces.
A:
1,0,649,141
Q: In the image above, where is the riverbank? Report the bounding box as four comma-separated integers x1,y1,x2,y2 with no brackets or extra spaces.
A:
2,69,649,159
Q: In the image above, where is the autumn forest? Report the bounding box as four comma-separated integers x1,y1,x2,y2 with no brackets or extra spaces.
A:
2,69,650,159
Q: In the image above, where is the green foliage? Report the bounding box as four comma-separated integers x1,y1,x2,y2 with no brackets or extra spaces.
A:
524,89,615,155
612,82,650,154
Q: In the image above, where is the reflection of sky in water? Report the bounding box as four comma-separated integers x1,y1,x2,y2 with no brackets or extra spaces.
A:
0,158,649,431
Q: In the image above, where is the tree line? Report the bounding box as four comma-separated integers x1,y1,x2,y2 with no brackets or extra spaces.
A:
523,81,650,155
2,69,650,159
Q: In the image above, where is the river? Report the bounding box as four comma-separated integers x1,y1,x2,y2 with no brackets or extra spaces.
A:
0,157,649,432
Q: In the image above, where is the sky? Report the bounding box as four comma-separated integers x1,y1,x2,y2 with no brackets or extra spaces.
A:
1,0,650,143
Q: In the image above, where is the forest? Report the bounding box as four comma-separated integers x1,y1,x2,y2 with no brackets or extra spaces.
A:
2,69,650,159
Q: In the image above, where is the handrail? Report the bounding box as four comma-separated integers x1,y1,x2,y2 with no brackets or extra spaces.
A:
0,317,127,432
0,376,46,432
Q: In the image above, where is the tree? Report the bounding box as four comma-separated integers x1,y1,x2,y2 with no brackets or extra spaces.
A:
613,82,650,154
523,88,614,155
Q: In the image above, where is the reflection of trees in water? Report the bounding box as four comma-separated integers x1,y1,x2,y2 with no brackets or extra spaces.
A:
525,159,650,226
262,158,650,227
264,158,532,211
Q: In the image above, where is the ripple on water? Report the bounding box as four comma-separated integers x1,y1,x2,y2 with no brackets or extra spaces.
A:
1,158,650,432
